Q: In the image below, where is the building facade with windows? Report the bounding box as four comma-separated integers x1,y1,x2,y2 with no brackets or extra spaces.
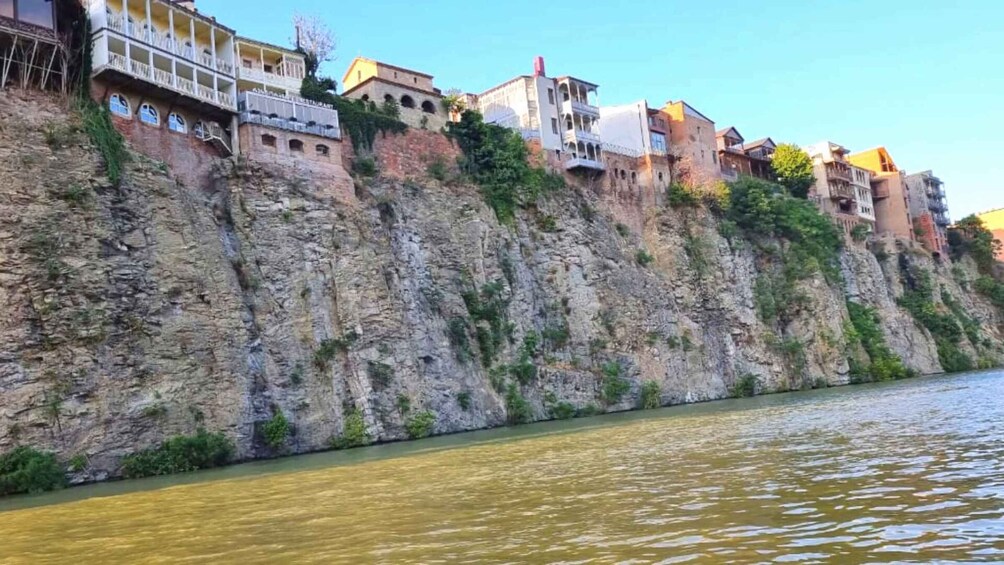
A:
663,100,718,186
341,56,446,130
715,128,775,182
975,208,1004,263
84,0,239,154
804,141,875,236
904,170,951,255
478,58,604,173
848,147,914,241
597,100,672,195
1,0,76,89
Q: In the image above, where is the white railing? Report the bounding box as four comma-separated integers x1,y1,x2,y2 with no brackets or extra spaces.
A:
564,157,606,171
237,90,341,139
108,52,127,71
561,99,600,117
563,129,601,144
105,10,234,76
129,59,151,78
236,66,302,91
601,142,642,158
218,91,235,108
516,128,540,140
176,75,195,95
197,84,216,102
152,67,173,88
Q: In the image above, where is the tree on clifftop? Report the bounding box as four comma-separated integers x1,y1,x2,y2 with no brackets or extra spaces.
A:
293,14,337,69
771,144,816,199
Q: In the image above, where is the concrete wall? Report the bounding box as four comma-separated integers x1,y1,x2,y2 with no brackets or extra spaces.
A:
599,101,649,154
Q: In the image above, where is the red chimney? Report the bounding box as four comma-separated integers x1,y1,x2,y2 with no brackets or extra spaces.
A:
533,56,546,78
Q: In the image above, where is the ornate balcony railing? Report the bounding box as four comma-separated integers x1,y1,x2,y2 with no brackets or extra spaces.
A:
105,11,234,76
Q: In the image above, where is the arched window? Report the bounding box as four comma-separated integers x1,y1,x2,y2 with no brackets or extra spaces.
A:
261,134,276,148
361,94,370,102
421,100,436,114
289,139,304,152
631,172,637,183
620,170,627,180
400,95,415,109
139,103,159,126
384,94,394,103
315,144,330,157
658,172,664,182
109,93,130,117
168,113,187,133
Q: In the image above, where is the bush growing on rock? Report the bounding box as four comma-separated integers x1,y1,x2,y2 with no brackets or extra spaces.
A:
331,410,370,450
261,411,291,450
121,430,235,479
601,362,630,405
0,447,65,496
731,373,759,398
505,384,532,425
640,381,662,409
405,411,436,439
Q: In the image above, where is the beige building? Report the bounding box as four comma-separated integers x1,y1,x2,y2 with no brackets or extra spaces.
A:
235,36,305,96
341,57,446,130
848,147,914,241
662,100,719,186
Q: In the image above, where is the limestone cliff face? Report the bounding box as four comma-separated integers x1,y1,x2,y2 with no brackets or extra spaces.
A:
1,93,1002,483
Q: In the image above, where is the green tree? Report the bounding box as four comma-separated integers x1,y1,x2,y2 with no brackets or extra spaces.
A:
949,215,1002,274
771,144,815,199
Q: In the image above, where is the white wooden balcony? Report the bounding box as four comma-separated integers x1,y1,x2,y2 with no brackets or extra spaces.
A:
237,65,303,93
237,90,341,140
563,129,601,145
106,10,234,76
100,51,235,110
564,157,606,172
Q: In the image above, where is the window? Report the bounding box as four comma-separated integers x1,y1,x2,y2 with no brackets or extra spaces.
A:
394,71,398,78
316,144,329,157
242,59,252,69
139,103,159,125
551,118,558,135
289,139,304,152
421,100,436,114
547,88,555,105
413,77,417,84
651,133,667,152
261,134,276,147
400,95,415,109
168,113,187,133
620,170,627,180
109,93,130,117
264,64,273,73
658,172,664,182
193,121,205,138
631,172,637,183
14,0,54,29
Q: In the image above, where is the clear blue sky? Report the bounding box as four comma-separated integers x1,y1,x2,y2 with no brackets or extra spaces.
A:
204,0,1003,219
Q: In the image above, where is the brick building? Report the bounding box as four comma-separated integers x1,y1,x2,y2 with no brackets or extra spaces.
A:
848,147,914,241
341,57,447,131
663,100,719,186
904,170,951,256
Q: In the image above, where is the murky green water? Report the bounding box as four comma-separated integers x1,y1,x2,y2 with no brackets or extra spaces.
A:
2,371,1003,564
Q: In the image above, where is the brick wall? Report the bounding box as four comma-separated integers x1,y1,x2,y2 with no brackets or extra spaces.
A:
91,80,223,188
356,128,462,180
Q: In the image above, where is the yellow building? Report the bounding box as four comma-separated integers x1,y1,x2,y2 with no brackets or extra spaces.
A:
340,56,446,130
976,209,1004,262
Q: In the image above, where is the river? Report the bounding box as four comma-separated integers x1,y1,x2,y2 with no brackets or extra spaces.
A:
1,370,1002,563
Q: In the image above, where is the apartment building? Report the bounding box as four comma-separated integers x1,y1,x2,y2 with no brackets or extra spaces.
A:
848,147,914,241
598,100,672,193
975,209,1004,262
904,170,951,255
804,141,870,235
85,0,239,153
478,58,605,173
663,100,718,186
716,128,775,181
341,57,446,130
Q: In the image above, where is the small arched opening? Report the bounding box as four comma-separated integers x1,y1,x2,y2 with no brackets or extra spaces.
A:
421,100,436,114
289,139,304,153
400,95,415,109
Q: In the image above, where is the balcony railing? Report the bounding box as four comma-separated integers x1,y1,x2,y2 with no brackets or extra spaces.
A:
105,11,234,76
237,90,341,139
101,51,235,109
563,129,600,144
564,157,606,172
829,183,856,201
237,65,304,92
826,164,852,182
560,99,599,117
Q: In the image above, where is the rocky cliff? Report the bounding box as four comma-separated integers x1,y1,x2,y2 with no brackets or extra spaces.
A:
1,93,1002,483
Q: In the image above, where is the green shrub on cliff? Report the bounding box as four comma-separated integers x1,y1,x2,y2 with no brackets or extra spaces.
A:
405,411,436,439
846,301,912,381
0,447,65,496
896,267,973,373
261,412,291,450
504,384,532,425
121,430,235,479
640,381,662,409
331,410,370,450
601,362,631,405
731,373,759,398
447,110,564,223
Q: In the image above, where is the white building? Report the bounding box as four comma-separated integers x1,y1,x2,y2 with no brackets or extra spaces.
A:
804,141,876,234
598,100,668,157
477,58,604,172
